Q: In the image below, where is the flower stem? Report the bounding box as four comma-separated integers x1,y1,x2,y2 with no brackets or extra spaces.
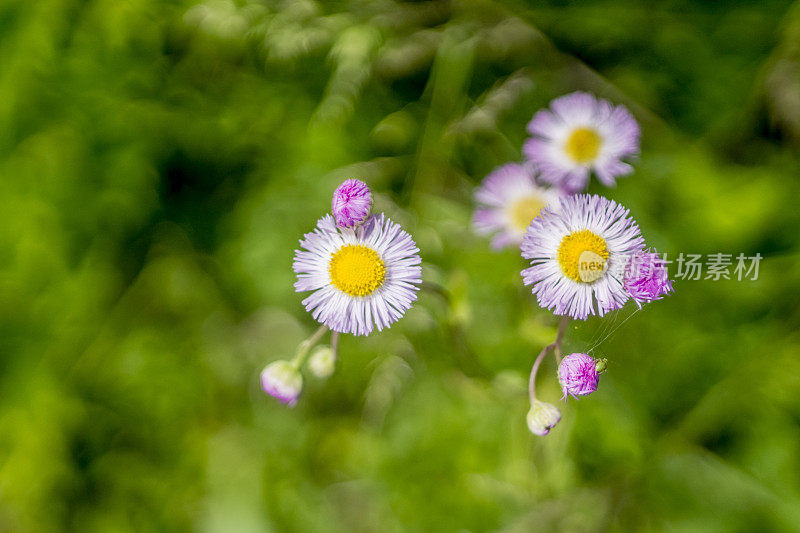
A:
331,331,340,363
553,316,569,366
292,325,329,369
528,344,552,403
528,317,570,403
420,280,450,304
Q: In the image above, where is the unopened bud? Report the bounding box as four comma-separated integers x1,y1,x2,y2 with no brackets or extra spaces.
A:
308,345,336,379
260,360,303,407
526,400,561,436
332,179,372,228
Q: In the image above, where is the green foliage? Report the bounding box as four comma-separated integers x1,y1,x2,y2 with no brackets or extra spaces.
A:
0,0,799,531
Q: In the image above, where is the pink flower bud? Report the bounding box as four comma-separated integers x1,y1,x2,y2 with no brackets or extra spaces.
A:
260,360,303,407
332,179,372,228
558,352,599,400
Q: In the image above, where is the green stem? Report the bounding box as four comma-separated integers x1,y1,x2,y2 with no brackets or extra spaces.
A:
331,332,340,362
553,317,569,366
420,280,450,304
291,325,329,369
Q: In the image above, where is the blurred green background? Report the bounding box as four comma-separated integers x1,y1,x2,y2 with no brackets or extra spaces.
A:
2,0,800,531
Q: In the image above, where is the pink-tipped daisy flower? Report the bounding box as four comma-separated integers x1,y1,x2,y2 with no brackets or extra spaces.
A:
523,92,640,193
473,163,565,250
521,194,644,320
293,214,422,336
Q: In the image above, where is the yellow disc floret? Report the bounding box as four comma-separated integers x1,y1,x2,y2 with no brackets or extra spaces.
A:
329,244,386,297
565,127,601,163
508,196,547,232
557,229,609,283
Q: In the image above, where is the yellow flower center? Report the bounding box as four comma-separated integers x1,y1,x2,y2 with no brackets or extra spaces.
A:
557,229,609,283
565,127,601,163
329,244,386,297
508,195,547,232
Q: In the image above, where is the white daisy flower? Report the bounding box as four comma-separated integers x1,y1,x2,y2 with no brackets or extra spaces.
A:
293,214,422,336
521,194,644,320
523,92,640,192
473,163,564,250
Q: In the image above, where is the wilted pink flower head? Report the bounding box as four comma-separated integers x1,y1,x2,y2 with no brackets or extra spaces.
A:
558,352,599,400
332,179,372,228
261,360,303,407
623,249,674,307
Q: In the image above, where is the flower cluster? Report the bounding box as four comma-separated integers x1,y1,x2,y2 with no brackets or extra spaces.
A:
473,92,640,252
471,91,673,436
260,179,422,406
261,92,675,441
